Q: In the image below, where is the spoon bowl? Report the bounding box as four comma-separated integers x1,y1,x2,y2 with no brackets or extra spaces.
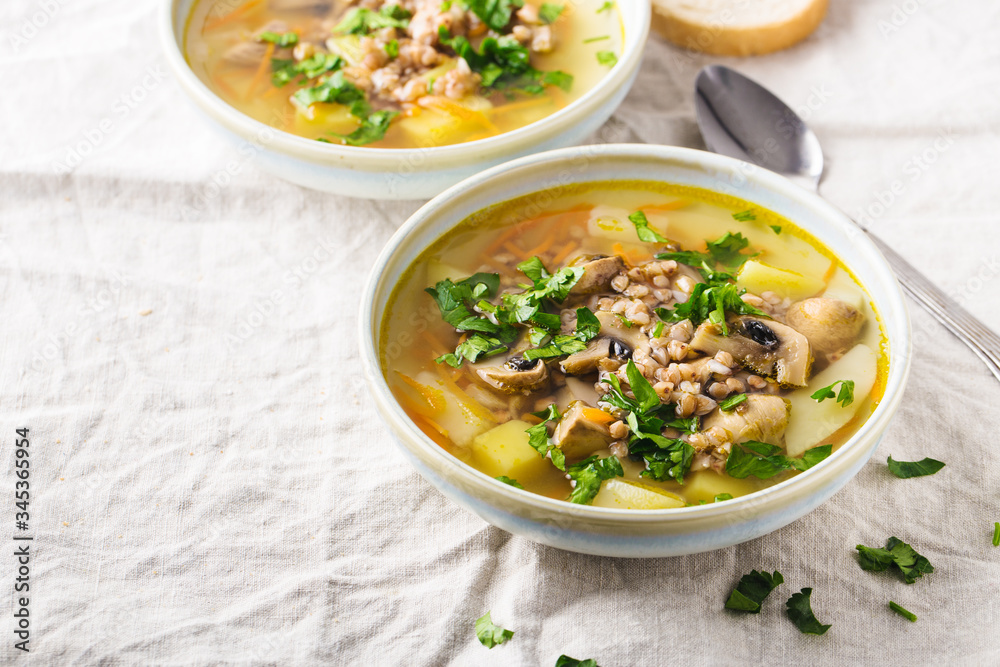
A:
695,65,824,191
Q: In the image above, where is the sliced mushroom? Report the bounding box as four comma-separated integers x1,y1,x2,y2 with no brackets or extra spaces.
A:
475,356,549,395
222,41,272,67
568,255,626,295
702,394,791,446
689,316,812,386
785,298,865,354
559,336,632,375
595,310,651,356
552,401,615,460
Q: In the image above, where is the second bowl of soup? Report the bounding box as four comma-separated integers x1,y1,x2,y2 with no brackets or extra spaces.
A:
361,144,911,557
161,0,650,198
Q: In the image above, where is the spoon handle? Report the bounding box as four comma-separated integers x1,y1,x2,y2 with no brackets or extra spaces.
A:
864,230,1000,383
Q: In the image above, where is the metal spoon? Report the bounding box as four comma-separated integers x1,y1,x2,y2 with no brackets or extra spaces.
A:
694,64,1000,383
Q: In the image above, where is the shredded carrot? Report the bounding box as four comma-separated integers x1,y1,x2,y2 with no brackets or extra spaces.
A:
581,407,615,425
245,41,275,101
503,241,525,258
410,413,453,448
482,223,529,258
521,233,555,259
417,96,498,132
612,242,631,266
551,241,578,265
203,0,263,31
211,71,240,101
396,373,447,414
419,329,449,357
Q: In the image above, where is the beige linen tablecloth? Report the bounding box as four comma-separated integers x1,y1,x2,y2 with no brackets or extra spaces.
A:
3,0,1000,664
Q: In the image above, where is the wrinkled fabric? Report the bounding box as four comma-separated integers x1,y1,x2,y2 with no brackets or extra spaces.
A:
2,0,1000,664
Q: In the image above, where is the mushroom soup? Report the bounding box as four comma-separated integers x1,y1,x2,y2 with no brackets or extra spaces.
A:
184,0,623,147
381,182,888,508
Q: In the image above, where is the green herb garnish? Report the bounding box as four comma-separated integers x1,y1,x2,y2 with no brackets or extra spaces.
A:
462,0,523,31
385,39,399,58
725,441,832,480
495,476,524,489
292,71,370,117
886,456,945,478
425,272,518,367
566,455,624,504
656,231,755,271
770,224,782,234
526,404,566,471
603,360,698,484
596,0,614,12
652,321,665,338
539,2,564,23
785,588,831,635
440,29,573,94
271,53,344,87
889,601,917,622
810,379,855,407
596,50,617,67
334,5,411,34
583,35,610,43
627,210,668,243
475,611,513,648
714,493,733,502
732,209,756,222
718,393,747,411
856,537,934,584
524,307,600,360
655,281,768,336
994,522,1000,547
556,657,599,667
258,30,298,47
331,109,397,146
725,570,783,613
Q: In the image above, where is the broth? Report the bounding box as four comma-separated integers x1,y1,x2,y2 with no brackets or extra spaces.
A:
381,182,889,508
184,0,623,148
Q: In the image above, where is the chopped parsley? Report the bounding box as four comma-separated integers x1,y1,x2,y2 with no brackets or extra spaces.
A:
566,454,623,504
440,29,573,94
292,71,370,117
714,493,733,502
785,588,831,635
886,456,945,478
656,231,756,272
258,30,298,47
425,272,518,367
334,5,411,34
526,404,566,471
596,0,614,12
732,209,756,222
889,601,917,622
539,2,564,23
495,476,524,489
627,210,668,243
523,307,600,361
271,53,344,87
463,0,523,31
475,611,514,648
556,657,599,667
603,360,698,484
994,522,1000,547
810,379,855,407
718,393,747,411
652,321,665,338
725,569,783,613
654,281,768,336
332,109,398,146
596,50,617,67
856,537,934,584
583,35,610,43
770,224,782,234
384,38,399,58
725,441,832,480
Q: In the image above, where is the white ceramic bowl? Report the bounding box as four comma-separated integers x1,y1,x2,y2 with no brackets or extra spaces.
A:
160,0,651,200
360,145,911,557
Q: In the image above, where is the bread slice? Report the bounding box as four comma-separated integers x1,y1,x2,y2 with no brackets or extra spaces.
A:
651,0,828,56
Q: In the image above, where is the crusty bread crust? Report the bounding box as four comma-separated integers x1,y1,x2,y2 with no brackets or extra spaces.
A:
652,0,829,56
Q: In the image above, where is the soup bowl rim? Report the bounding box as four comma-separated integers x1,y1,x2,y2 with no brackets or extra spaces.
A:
360,143,911,529
159,0,651,167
